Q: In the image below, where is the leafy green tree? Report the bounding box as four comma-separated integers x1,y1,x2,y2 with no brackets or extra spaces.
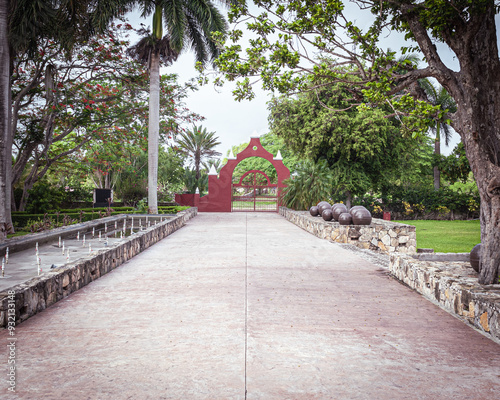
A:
418,79,457,190
176,125,222,180
114,146,186,205
0,0,131,237
280,159,333,211
213,0,500,284
181,167,208,195
10,24,147,211
202,158,223,174
11,22,201,211
438,143,472,186
268,81,411,208
126,0,234,213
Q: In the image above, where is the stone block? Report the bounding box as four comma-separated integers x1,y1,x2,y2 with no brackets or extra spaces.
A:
359,234,372,242
389,229,398,238
62,274,70,289
469,301,475,318
378,241,387,252
399,236,410,244
480,312,490,332
378,230,388,239
331,229,340,241
381,234,391,246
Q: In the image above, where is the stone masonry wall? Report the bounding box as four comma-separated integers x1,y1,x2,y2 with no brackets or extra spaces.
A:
390,253,500,344
279,207,416,254
0,208,197,328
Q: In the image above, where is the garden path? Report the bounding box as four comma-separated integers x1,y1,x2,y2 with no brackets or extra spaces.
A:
2,212,499,399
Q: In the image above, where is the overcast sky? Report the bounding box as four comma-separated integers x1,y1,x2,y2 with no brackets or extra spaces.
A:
125,4,499,159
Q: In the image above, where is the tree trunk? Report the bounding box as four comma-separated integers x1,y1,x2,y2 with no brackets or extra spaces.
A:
0,1,11,240
433,123,441,190
444,8,500,285
345,190,352,209
18,183,31,212
148,51,160,214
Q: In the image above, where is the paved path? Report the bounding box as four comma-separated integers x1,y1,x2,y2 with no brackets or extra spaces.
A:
2,213,500,399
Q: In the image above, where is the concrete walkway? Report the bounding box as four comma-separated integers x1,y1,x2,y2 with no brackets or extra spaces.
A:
2,213,499,399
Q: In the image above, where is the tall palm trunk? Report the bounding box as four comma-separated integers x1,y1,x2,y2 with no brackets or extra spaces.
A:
433,123,441,190
0,1,12,240
148,51,160,214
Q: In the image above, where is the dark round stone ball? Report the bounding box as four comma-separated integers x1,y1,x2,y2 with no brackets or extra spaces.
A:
318,203,332,215
349,206,368,215
332,204,348,220
352,208,372,225
322,209,334,221
338,212,352,225
470,243,481,273
309,206,319,217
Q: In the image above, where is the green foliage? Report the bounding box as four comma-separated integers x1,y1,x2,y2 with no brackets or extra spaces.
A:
268,81,417,200
176,125,222,180
26,213,79,233
114,147,186,205
355,185,480,219
12,211,113,229
182,168,208,195
157,206,190,214
210,1,447,137
12,205,191,230
135,199,148,213
280,159,334,210
436,143,472,184
233,157,276,183
131,0,230,68
20,179,92,214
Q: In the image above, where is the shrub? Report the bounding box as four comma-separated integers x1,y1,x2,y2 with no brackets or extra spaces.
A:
281,159,334,210
352,186,480,219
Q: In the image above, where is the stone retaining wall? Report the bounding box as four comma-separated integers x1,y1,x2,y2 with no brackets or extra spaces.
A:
389,253,500,344
279,207,416,254
0,208,197,328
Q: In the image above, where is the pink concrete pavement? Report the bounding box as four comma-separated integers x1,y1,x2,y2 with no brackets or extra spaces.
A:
1,213,500,399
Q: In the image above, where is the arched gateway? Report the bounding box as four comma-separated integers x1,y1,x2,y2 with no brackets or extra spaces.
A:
175,137,290,212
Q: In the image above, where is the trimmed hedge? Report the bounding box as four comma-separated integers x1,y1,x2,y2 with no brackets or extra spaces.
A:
12,206,191,229
12,212,124,229
48,206,135,213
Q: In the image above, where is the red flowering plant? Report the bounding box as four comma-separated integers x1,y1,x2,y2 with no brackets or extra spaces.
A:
11,21,202,211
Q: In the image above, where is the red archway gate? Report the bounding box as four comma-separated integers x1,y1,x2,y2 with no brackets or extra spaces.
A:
232,170,278,212
175,137,290,212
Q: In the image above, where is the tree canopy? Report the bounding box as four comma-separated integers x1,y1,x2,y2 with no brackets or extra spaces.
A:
268,80,420,206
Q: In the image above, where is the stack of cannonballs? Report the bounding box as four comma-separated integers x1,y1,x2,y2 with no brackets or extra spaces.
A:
309,202,372,225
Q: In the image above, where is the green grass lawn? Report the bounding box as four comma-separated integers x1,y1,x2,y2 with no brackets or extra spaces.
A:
395,220,481,253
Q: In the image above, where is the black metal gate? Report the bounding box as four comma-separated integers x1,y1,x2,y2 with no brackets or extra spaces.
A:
231,170,278,212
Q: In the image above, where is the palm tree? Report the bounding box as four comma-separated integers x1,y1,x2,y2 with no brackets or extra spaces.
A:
0,0,130,239
127,0,234,213
0,0,10,239
176,125,221,180
418,79,457,190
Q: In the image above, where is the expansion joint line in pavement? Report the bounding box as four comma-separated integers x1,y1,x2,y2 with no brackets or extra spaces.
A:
244,212,248,399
